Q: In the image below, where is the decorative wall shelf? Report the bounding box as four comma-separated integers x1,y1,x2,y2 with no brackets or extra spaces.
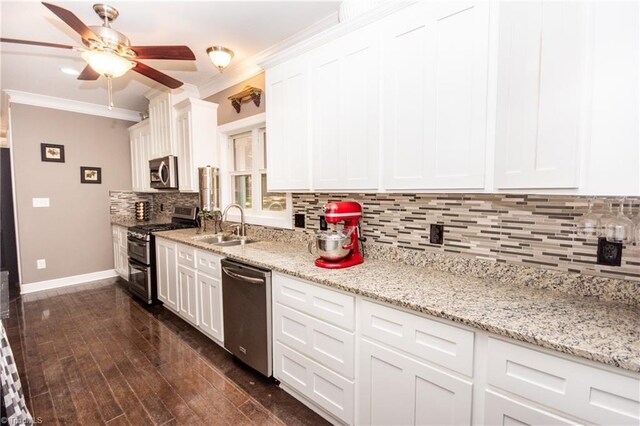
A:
228,86,262,113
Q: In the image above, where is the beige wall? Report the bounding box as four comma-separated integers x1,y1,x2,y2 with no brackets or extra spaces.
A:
204,73,265,125
11,104,133,284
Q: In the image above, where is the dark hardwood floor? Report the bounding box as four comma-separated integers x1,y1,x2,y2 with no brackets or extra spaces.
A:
3,278,328,425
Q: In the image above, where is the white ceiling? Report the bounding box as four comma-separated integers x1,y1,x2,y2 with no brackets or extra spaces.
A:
0,1,339,112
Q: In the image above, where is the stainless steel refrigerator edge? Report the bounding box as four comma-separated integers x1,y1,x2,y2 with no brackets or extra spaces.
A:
221,259,272,377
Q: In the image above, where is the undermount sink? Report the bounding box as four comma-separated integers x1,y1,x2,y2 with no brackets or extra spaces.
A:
196,235,257,247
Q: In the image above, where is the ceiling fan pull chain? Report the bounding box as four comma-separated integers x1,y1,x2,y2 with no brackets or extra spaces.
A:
107,75,114,110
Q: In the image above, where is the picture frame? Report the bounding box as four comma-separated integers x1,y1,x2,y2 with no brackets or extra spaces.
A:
40,143,65,163
80,166,102,184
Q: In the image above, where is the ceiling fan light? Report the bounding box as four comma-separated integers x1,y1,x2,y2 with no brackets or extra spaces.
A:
206,46,234,72
81,50,134,78
60,67,80,76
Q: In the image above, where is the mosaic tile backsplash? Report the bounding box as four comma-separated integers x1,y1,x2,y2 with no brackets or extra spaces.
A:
291,194,640,283
110,190,640,288
109,191,198,219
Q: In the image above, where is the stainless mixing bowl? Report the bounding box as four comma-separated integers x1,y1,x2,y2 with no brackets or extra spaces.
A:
309,231,351,261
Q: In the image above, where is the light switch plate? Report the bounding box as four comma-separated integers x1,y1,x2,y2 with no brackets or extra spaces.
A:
37,259,46,269
33,198,50,208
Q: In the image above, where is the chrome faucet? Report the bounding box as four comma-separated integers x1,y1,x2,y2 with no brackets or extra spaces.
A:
222,203,247,237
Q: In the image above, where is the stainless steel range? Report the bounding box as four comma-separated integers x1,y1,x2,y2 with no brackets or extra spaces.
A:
127,206,199,304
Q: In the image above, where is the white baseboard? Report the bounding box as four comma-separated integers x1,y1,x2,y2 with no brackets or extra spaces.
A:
20,269,119,294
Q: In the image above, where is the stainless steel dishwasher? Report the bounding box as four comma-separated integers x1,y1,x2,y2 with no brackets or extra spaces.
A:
221,258,272,377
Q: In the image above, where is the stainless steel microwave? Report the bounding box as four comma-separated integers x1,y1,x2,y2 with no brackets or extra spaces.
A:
149,155,178,190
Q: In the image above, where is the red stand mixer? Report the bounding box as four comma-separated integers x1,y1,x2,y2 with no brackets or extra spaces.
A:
309,201,364,269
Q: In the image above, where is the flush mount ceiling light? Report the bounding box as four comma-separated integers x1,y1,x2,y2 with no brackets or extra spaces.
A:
81,50,135,78
206,46,234,72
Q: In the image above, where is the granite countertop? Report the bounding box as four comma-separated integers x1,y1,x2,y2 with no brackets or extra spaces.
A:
155,228,640,373
111,215,171,228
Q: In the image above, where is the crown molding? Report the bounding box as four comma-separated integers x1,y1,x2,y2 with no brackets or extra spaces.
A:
258,1,414,70
143,83,200,102
3,90,141,122
174,97,220,111
198,11,340,99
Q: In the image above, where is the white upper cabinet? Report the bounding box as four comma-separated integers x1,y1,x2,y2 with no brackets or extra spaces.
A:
129,119,152,192
494,2,587,189
266,55,311,191
382,1,490,190
311,25,380,191
148,90,175,158
131,90,217,193
174,98,219,192
261,1,638,195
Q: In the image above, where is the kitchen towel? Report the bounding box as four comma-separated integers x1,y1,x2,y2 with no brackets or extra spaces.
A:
1,321,33,425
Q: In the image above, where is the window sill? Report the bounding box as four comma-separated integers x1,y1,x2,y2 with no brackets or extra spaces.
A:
224,212,293,230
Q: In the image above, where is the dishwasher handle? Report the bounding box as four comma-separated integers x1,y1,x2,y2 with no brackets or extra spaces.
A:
222,266,265,285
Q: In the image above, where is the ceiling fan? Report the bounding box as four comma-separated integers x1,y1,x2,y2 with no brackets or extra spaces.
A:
1,2,196,108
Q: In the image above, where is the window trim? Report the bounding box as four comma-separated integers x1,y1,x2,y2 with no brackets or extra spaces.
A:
217,113,293,229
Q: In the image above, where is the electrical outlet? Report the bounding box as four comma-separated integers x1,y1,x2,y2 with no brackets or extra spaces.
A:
320,216,328,231
596,238,622,266
37,259,46,269
430,224,444,245
294,213,305,228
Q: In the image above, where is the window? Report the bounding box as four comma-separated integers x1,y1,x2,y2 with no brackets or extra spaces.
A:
221,116,292,228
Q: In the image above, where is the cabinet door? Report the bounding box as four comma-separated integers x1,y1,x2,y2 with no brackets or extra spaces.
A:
175,108,195,192
484,391,579,426
149,92,174,158
129,121,152,192
117,249,128,279
358,338,472,426
311,26,379,191
382,1,489,190
156,239,178,312
129,129,142,192
274,341,354,425
494,2,586,189
197,272,223,342
112,232,120,275
265,55,311,191
178,264,198,325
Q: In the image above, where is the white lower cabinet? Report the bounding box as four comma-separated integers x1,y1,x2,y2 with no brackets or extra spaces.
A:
156,238,178,312
156,238,224,345
275,342,355,425
358,337,473,426
487,338,640,426
197,271,223,342
270,273,639,426
272,273,355,424
111,225,128,279
177,264,198,326
484,390,579,426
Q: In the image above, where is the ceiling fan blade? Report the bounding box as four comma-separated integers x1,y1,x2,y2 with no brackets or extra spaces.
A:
77,65,100,81
41,2,98,42
131,45,195,61
132,61,183,89
0,37,73,50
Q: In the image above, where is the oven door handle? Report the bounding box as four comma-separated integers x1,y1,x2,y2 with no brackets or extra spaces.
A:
222,267,264,285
